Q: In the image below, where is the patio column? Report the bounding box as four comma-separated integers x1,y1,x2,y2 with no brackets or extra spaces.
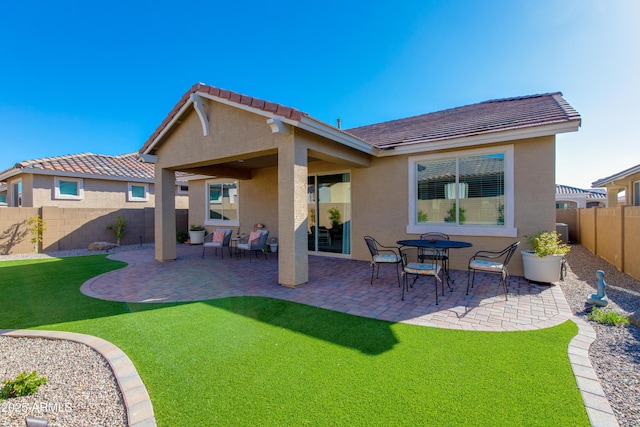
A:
155,165,176,262
278,138,308,287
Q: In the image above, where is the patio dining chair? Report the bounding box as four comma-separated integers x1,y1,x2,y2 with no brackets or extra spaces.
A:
364,236,402,288
467,241,520,300
202,228,233,259
237,229,269,262
400,246,443,304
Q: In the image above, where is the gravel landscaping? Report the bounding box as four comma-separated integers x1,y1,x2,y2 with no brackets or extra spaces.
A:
0,243,638,426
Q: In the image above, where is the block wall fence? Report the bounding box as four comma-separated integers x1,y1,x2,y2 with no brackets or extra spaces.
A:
0,207,188,255
556,206,640,281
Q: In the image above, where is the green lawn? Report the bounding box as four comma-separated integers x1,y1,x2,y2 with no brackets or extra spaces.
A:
0,256,589,426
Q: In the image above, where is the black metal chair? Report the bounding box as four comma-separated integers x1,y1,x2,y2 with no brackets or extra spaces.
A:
364,236,402,287
467,241,520,300
419,232,451,284
400,246,443,304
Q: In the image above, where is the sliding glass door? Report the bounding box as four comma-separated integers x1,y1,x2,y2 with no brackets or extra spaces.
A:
307,172,351,255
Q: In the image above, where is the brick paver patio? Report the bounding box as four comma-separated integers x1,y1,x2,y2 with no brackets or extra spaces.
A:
81,244,573,332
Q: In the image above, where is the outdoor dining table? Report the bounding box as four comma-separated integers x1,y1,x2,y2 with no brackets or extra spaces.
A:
396,239,473,290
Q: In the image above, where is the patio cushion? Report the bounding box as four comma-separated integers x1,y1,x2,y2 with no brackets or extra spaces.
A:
470,260,504,273
373,254,401,263
404,262,441,276
212,231,226,243
248,231,262,244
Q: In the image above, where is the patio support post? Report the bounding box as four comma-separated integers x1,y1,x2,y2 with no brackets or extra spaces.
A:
155,165,176,262
278,138,308,287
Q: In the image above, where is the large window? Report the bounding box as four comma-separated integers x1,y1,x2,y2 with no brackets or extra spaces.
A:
205,180,238,226
409,146,515,237
634,181,640,206
11,180,22,207
54,177,83,200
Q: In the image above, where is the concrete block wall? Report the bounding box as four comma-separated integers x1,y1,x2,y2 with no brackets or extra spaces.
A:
0,207,188,255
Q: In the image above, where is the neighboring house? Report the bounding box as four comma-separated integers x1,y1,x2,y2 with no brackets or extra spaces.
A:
555,184,606,209
592,163,640,207
0,152,189,209
139,83,581,287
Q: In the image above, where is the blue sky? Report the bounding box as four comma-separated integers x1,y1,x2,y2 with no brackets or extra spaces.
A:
1,0,638,189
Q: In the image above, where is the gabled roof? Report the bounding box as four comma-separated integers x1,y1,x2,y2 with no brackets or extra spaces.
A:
139,84,581,157
0,152,187,183
556,184,606,199
592,164,640,188
345,93,581,149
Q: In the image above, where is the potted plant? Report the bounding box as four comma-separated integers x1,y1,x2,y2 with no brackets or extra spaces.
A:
521,231,570,283
189,225,206,245
269,237,278,253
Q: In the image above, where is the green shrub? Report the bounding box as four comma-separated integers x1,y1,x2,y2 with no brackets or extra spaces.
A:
0,370,48,400
525,231,570,257
176,230,189,243
588,307,630,327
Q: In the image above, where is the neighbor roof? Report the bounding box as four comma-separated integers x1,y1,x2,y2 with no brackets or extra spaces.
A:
0,152,187,183
592,164,640,188
345,93,581,149
556,184,606,199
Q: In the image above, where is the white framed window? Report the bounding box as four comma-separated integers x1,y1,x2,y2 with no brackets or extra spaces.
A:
633,180,640,206
128,183,149,202
408,145,516,237
205,179,239,226
54,177,83,200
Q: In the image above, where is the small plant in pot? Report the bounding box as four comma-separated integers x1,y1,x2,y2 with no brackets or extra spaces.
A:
521,231,570,283
189,225,206,245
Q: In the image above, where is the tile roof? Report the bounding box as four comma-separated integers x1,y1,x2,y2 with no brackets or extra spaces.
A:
345,92,581,149
140,83,308,154
0,152,187,182
555,184,606,199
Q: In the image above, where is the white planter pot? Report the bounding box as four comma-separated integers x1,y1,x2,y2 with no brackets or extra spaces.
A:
189,230,205,245
269,243,278,253
521,250,565,283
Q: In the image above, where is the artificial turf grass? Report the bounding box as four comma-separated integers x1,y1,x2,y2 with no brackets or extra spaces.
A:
0,257,590,426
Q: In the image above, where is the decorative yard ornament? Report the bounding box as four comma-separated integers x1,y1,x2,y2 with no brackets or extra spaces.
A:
586,270,609,307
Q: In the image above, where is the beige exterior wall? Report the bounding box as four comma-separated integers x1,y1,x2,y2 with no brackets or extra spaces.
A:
151,97,562,279
5,174,187,209
601,170,640,207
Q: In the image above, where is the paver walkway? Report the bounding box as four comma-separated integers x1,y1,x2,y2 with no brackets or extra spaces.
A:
82,244,573,331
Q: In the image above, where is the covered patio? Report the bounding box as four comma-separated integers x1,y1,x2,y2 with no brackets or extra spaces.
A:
81,244,572,331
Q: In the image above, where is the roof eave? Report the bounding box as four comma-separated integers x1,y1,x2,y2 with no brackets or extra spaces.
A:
376,120,581,157
141,90,378,157
592,164,640,188
0,167,23,182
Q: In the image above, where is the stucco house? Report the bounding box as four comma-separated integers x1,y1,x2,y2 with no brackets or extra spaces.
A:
592,163,640,207
555,184,606,209
0,152,189,209
140,83,581,287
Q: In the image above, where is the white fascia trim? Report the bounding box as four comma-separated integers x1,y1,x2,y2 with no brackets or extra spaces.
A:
297,116,378,155
142,90,379,157
377,121,580,157
142,98,195,155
